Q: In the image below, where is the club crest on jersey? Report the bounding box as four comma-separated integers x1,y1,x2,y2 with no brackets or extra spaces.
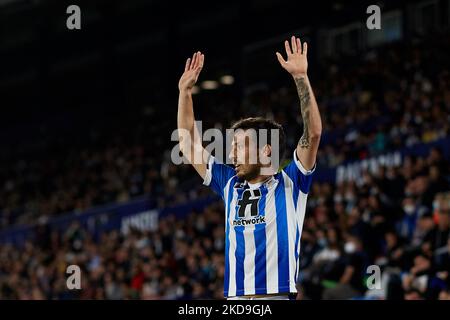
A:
233,189,265,226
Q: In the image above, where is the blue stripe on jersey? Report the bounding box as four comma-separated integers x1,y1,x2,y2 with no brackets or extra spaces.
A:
274,174,290,292
234,186,246,296
254,185,268,295
292,179,300,211
299,173,314,194
223,177,236,297
294,226,300,283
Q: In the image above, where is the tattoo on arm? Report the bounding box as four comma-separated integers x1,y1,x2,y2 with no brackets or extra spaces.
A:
295,77,311,148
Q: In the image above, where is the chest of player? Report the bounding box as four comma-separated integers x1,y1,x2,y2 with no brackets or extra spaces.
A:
227,176,294,228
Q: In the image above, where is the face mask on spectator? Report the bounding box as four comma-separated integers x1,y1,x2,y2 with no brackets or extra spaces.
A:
318,238,328,248
432,200,439,211
344,241,356,254
345,192,355,203
403,205,415,215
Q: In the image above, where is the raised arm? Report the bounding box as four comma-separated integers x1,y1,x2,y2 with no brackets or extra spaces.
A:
177,51,209,179
276,36,322,170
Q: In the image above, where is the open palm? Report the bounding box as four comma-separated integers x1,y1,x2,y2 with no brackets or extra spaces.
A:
276,36,308,78
179,51,204,91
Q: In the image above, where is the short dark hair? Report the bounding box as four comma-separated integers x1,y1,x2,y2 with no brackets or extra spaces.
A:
231,117,286,160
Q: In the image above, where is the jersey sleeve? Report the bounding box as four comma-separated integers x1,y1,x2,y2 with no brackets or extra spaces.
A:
282,150,316,194
203,155,236,199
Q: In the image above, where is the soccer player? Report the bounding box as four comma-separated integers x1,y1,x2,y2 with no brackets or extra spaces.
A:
177,36,322,299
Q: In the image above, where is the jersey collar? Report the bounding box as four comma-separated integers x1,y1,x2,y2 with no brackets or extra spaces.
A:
236,175,278,189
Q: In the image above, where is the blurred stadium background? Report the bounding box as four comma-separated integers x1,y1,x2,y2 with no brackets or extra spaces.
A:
0,0,449,299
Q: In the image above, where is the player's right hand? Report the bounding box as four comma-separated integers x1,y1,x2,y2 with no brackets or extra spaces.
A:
178,51,204,92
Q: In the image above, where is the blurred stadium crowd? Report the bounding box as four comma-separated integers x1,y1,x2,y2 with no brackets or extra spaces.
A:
0,35,449,299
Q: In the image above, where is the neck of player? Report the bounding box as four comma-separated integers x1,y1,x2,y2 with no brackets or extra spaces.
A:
247,175,273,185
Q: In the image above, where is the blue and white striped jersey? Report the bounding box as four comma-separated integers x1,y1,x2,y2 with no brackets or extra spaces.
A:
203,151,315,298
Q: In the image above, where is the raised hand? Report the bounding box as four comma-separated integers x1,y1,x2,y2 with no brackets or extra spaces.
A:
276,36,308,78
178,51,204,92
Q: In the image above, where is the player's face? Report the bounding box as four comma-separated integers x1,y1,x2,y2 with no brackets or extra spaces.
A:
229,130,261,181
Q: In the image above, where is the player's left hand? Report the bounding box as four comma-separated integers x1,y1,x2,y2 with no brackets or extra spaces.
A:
276,36,308,78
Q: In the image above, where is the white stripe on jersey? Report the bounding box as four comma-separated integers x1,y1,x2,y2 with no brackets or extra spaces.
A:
281,171,298,293
227,186,238,297
265,188,279,294
243,224,256,295
296,191,309,278
223,178,233,294
296,191,308,238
